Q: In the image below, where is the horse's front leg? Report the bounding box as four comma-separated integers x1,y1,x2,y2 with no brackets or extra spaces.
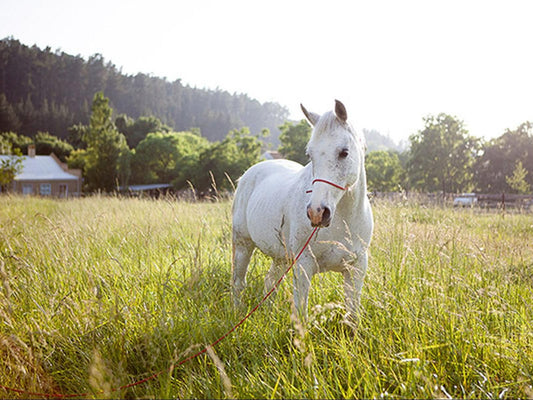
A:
292,252,316,320
342,250,368,316
264,259,285,296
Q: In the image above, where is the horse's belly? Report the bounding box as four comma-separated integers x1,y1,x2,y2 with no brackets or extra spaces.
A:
246,191,290,259
315,246,354,272
310,221,369,273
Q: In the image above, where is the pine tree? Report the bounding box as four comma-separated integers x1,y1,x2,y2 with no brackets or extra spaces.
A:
0,93,21,132
83,92,130,192
506,160,531,194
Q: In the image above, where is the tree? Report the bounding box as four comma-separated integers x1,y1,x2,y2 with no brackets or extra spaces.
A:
407,114,479,194
366,150,406,192
278,120,311,165
34,131,74,161
0,93,21,132
116,145,133,190
474,122,533,193
132,131,208,184
0,149,23,192
116,114,171,148
0,131,32,154
505,160,531,194
67,123,88,149
66,148,87,173
0,135,10,155
83,92,130,192
183,127,262,192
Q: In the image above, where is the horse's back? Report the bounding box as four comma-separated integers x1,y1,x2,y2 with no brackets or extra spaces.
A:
239,159,302,185
234,159,303,202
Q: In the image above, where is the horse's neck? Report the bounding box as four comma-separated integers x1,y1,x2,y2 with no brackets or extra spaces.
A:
339,170,368,217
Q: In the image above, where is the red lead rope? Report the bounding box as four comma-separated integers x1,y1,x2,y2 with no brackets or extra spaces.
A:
0,226,320,398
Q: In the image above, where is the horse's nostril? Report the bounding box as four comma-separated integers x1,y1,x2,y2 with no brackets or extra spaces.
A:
322,207,331,223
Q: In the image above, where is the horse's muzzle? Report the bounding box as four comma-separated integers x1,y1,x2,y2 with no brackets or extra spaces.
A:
306,204,331,227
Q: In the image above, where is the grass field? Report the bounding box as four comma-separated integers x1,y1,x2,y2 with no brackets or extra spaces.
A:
1,195,532,399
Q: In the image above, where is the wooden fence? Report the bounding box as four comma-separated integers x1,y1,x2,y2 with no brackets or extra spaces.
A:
371,191,533,211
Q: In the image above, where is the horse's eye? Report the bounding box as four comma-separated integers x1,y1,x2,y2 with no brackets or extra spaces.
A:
339,148,349,159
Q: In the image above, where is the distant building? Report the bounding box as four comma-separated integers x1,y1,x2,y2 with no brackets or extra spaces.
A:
122,183,173,197
262,150,283,160
0,145,82,197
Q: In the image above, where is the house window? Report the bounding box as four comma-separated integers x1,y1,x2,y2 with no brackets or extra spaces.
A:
59,184,68,198
40,183,52,196
22,183,33,195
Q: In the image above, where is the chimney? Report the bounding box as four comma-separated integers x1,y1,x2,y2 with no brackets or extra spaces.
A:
28,144,36,158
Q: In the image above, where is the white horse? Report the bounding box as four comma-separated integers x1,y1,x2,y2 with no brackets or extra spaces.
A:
232,100,373,318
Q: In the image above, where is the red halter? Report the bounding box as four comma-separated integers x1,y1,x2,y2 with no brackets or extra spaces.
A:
306,178,348,193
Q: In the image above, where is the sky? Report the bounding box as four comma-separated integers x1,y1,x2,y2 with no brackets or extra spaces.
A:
1,0,532,143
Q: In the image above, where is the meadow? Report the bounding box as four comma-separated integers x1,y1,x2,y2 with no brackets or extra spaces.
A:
0,195,532,399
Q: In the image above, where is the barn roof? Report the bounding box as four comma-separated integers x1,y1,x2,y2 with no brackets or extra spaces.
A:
0,155,79,181
126,184,172,191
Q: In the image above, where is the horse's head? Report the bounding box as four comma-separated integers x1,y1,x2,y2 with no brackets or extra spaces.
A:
302,100,365,228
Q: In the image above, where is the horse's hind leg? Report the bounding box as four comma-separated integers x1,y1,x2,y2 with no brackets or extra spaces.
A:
231,238,254,306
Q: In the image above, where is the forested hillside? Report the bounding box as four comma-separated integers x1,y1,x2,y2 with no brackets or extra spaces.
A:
364,128,405,153
2,38,531,196
0,38,288,142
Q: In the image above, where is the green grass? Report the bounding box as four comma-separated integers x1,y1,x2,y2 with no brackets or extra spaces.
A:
1,195,532,399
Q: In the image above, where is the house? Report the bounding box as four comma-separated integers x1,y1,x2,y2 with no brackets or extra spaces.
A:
0,145,82,197
262,150,283,160
122,183,173,198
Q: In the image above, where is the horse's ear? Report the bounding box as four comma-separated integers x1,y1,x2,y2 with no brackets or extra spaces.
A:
301,104,319,126
334,99,348,123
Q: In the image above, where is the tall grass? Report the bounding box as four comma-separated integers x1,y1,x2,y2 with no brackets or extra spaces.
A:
1,195,532,398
